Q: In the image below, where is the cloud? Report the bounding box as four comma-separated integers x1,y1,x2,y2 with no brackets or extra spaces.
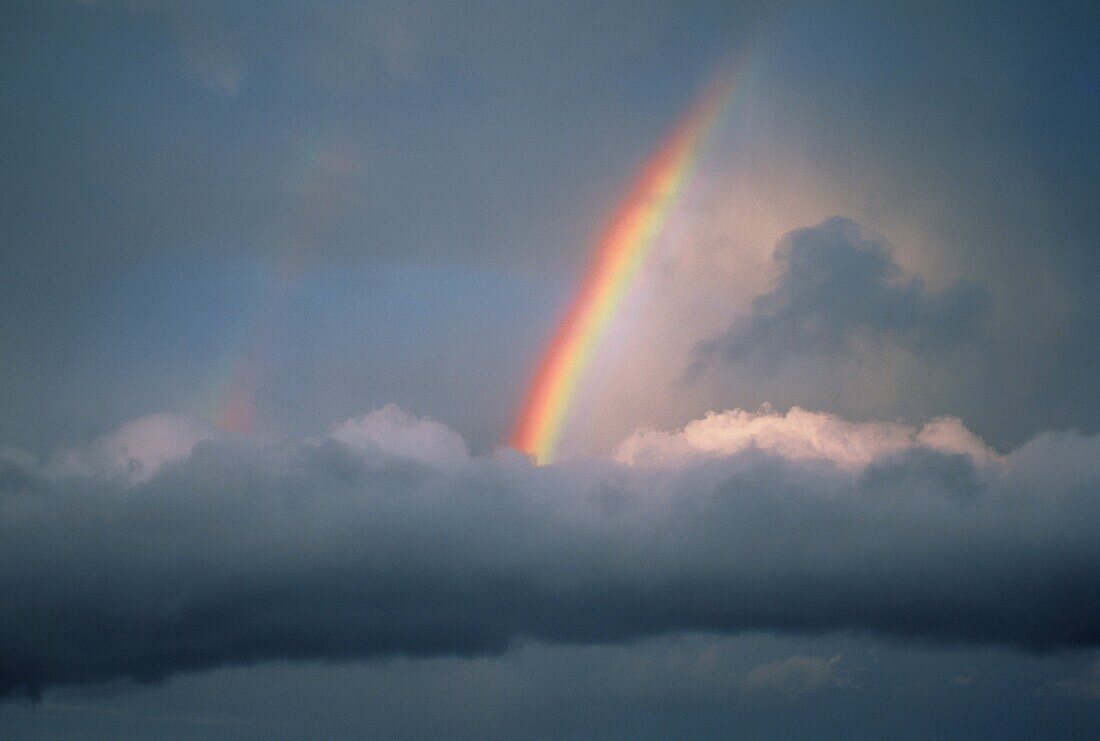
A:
47,413,218,485
329,403,468,467
1048,659,1100,700
71,2,436,94
615,405,996,468
3,405,1100,699
87,1,673,93
695,218,992,369
741,654,849,698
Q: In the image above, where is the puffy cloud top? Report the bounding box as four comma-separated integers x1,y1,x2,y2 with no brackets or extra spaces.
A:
329,404,468,466
48,413,218,485
615,406,997,468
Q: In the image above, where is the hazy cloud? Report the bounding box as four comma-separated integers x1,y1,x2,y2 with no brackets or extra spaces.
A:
1049,659,1100,701
741,654,849,698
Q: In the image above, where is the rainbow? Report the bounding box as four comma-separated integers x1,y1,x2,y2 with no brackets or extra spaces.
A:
200,131,353,434
511,72,741,463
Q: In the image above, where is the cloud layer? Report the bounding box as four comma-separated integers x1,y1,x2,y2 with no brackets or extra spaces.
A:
3,406,1100,698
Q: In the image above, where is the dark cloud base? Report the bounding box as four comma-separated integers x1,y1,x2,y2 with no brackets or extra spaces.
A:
3,427,1100,700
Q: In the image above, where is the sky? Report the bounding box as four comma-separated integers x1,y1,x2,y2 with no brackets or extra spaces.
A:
2,0,1100,738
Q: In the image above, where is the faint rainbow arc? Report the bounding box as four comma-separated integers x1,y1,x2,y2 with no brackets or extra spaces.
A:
200,131,355,434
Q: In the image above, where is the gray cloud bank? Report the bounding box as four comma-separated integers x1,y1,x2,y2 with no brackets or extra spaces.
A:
3,407,1100,699
697,218,991,368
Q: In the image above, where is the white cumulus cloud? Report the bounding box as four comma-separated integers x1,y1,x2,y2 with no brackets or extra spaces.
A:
329,404,468,467
614,405,997,469
48,413,218,485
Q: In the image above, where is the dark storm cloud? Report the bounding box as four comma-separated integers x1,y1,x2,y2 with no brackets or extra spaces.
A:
3,412,1100,699
696,218,991,368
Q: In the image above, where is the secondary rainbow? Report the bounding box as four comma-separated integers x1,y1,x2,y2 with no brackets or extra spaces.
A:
200,131,354,434
512,71,741,463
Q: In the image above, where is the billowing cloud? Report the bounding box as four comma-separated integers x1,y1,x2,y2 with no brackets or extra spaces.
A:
47,413,218,485
696,217,992,369
329,403,468,467
615,405,996,468
3,405,1100,699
